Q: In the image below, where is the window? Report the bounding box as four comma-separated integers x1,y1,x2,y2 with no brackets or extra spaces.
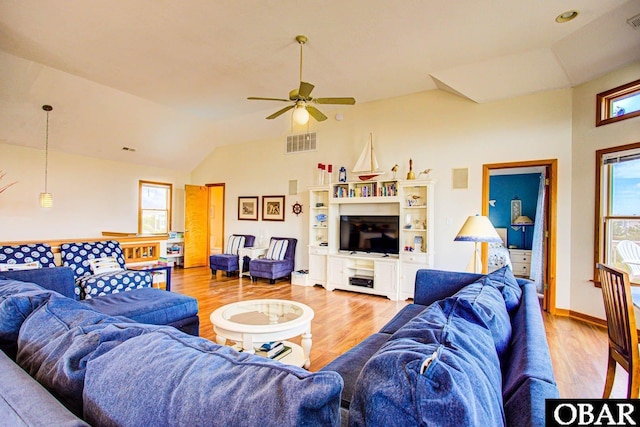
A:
139,181,172,234
596,78,640,127
595,143,640,279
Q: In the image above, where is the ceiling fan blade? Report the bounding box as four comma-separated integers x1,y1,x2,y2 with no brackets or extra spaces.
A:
298,81,315,99
248,97,290,102
315,97,356,105
266,105,295,120
306,105,328,122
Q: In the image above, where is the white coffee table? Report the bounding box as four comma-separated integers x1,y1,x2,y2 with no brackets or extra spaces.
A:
210,299,314,368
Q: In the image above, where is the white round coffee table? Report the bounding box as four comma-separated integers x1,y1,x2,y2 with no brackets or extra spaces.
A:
210,299,314,368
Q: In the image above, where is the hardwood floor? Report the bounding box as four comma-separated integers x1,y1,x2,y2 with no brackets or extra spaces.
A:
171,266,631,399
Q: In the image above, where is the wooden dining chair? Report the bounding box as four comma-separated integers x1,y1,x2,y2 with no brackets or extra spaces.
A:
596,263,640,398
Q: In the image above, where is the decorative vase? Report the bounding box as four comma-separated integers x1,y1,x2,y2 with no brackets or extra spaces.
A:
406,158,415,180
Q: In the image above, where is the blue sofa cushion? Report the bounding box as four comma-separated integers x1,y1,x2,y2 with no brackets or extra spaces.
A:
16,293,161,415
0,243,56,268
76,270,152,299
0,267,78,300
378,303,428,335
0,279,54,358
83,329,343,426
82,287,198,326
350,296,504,426
452,277,512,359
487,266,523,313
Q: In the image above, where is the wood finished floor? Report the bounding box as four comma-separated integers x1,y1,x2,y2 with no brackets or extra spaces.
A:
171,266,631,399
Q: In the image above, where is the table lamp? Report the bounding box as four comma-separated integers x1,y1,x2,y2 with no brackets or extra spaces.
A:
511,215,534,248
454,215,502,273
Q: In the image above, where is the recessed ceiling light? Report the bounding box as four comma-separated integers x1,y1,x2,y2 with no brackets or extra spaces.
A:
122,146,136,152
556,10,579,23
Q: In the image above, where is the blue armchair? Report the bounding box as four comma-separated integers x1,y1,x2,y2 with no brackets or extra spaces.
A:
249,237,297,284
210,234,255,276
60,240,152,299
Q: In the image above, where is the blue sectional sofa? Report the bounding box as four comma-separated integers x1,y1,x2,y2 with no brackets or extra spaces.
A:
0,266,556,426
0,271,343,426
321,267,559,426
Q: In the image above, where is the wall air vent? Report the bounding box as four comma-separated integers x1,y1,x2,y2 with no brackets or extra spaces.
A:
286,132,317,154
628,13,640,30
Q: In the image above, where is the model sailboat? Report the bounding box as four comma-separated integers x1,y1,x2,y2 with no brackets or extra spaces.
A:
353,133,384,181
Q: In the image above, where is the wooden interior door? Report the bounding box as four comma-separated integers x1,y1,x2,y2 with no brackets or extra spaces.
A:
482,159,557,313
184,184,209,268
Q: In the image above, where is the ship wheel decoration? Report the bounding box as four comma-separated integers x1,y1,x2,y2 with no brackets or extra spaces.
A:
292,201,303,216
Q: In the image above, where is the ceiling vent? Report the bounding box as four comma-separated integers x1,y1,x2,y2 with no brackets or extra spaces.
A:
628,13,640,30
286,132,317,154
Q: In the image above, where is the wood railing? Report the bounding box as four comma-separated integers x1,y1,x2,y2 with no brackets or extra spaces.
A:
0,233,168,266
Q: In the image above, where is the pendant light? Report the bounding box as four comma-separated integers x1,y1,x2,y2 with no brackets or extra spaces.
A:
39,105,53,208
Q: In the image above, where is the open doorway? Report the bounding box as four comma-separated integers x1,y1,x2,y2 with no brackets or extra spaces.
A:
482,160,557,313
207,183,225,256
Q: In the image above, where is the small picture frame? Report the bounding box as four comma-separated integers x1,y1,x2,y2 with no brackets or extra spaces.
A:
262,195,285,221
238,196,259,221
413,236,423,253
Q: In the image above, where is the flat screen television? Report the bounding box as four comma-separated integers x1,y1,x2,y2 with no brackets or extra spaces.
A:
339,215,400,255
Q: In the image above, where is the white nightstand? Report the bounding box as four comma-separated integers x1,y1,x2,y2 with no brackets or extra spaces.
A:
238,247,268,277
509,249,532,277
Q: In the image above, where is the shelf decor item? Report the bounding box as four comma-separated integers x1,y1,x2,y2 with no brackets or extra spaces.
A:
339,166,347,182
262,195,285,221
238,196,259,221
406,158,415,180
353,133,384,181
292,201,303,216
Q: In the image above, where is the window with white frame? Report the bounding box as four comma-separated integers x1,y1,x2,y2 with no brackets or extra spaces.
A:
139,181,172,234
595,143,640,277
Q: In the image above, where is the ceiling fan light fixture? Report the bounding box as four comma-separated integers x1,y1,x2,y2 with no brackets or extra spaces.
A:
293,103,309,125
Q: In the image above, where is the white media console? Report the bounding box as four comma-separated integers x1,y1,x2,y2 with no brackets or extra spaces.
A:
308,179,435,301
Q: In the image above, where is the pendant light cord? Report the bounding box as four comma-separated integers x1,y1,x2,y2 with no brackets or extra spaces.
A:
44,109,49,192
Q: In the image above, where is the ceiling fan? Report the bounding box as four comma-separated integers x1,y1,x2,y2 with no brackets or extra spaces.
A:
248,35,356,124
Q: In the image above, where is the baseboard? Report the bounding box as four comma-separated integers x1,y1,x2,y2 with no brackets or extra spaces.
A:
568,310,607,328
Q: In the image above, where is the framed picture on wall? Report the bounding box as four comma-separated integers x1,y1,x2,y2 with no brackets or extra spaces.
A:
238,196,259,221
262,195,285,221
510,198,522,231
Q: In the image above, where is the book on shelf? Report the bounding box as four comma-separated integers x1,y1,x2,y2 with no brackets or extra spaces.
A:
271,345,292,361
255,341,284,358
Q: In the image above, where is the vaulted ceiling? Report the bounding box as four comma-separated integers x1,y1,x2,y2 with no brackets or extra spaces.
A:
1,0,639,170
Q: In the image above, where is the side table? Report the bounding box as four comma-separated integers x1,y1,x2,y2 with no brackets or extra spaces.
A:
127,264,172,291
238,247,268,278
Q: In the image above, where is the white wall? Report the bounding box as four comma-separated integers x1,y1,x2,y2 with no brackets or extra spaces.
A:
0,142,189,241
570,61,640,319
191,88,574,309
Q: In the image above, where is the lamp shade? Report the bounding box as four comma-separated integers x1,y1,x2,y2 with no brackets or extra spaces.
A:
512,215,533,225
454,215,502,243
39,192,53,208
